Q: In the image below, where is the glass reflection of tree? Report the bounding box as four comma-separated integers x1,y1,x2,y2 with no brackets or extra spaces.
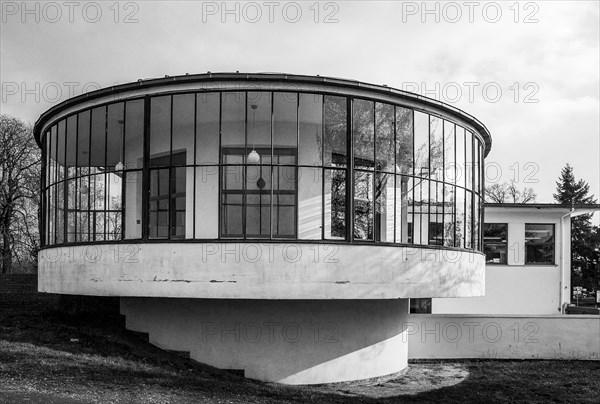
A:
395,108,413,242
324,96,347,238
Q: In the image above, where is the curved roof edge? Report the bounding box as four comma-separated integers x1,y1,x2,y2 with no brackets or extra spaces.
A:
33,72,493,156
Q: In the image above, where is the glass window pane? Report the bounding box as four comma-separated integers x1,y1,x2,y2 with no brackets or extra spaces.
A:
429,179,443,246
66,179,76,243
273,92,297,150
298,93,322,166
77,111,90,172
474,137,481,195
430,116,443,181
44,131,51,188
172,166,187,239
150,96,171,166
195,166,218,238
55,181,64,243
106,172,122,211
247,92,271,163
106,103,125,169
473,196,481,250
125,99,144,169
106,211,122,241
298,167,322,239
484,223,507,264
221,92,246,152
57,120,66,183
375,172,394,242
66,115,77,178
455,186,465,248
443,120,455,185
124,170,142,239
50,125,58,186
246,165,271,237
90,107,106,171
354,170,374,240
443,184,455,247
395,107,413,175
395,175,411,243
465,190,473,249
375,103,394,172
94,211,105,241
525,224,555,264
77,176,90,242
324,168,346,239
324,96,347,167
413,177,429,245
414,111,429,181
272,165,296,237
48,185,55,245
196,93,220,165
353,99,374,170
149,168,170,239
221,165,244,237
465,130,473,190
172,94,195,166
455,126,466,188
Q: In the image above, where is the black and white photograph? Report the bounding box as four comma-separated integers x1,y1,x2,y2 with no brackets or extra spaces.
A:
1,1,599,402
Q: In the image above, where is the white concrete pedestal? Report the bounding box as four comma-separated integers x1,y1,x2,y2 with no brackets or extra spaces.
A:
121,297,409,384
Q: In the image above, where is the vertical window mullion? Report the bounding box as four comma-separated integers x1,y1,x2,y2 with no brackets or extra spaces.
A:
142,96,150,240
243,92,248,239
347,96,353,242
103,107,108,240
270,91,274,239
321,97,325,241
294,93,299,239
74,114,79,242
168,96,173,239
393,107,397,243
192,94,197,239
87,112,92,242
121,103,126,240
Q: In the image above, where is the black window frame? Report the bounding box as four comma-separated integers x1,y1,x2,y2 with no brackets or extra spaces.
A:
483,223,508,264
525,223,555,265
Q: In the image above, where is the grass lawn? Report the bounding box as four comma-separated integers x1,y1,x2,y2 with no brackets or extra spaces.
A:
1,304,599,403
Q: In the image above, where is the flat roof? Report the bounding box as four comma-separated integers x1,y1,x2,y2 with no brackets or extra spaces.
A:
33,72,493,156
485,203,600,217
485,203,600,209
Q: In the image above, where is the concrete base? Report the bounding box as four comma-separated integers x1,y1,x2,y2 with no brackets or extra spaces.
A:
120,297,409,384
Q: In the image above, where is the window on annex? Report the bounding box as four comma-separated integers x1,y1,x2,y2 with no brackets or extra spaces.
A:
484,223,508,264
410,298,432,314
525,224,555,264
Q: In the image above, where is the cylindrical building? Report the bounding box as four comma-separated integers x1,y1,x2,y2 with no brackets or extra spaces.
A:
35,73,491,384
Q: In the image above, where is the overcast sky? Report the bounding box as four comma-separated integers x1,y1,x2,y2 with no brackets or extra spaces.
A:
1,0,598,219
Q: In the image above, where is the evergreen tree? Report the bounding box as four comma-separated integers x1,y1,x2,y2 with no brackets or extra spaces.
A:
554,164,599,293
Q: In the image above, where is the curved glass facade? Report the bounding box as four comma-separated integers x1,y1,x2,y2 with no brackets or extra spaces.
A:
41,90,485,250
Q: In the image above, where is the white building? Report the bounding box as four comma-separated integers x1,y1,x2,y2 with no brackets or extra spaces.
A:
432,203,600,316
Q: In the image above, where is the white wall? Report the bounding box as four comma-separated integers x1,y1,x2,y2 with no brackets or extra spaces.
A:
408,314,600,360
121,297,410,384
38,243,485,300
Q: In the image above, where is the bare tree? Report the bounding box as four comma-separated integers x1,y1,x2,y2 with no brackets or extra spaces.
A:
485,180,537,203
0,115,41,273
